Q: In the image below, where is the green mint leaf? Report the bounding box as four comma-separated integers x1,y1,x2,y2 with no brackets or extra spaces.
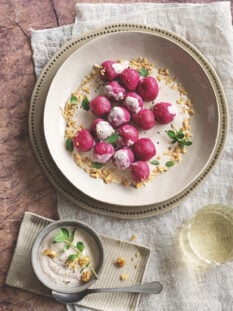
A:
61,228,69,240
70,94,77,105
53,228,69,243
181,140,192,146
53,229,65,243
68,254,79,261
69,230,75,243
167,128,192,148
137,68,149,77
65,138,74,152
106,133,120,144
77,242,84,252
92,162,103,169
63,244,69,252
165,161,175,167
80,267,85,273
150,160,160,165
85,261,90,267
81,96,90,111
167,130,176,139
177,131,185,139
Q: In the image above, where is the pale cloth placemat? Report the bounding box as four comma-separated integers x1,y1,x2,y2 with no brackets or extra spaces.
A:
30,2,233,310
6,212,150,311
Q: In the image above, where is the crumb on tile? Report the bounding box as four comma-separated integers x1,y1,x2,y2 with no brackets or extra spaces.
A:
115,257,126,267
130,234,137,241
120,274,129,281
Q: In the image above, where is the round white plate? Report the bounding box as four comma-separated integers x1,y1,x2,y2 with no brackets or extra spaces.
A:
43,28,226,207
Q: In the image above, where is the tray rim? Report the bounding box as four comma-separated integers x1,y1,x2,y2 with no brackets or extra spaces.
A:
29,23,228,219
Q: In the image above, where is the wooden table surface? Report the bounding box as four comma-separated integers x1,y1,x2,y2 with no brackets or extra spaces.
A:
0,1,232,310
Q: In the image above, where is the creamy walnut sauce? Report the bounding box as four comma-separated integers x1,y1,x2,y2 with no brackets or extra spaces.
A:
38,226,99,287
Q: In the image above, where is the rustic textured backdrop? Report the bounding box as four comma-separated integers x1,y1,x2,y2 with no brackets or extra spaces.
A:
0,1,232,310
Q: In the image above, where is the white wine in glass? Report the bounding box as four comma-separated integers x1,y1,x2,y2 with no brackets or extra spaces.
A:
180,204,233,265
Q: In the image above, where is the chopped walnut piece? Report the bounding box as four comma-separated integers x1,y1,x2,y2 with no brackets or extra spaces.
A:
120,274,129,281
183,119,191,131
188,108,195,115
81,270,91,282
135,182,144,189
130,57,153,74
130,234,137,241
43,249,57,259
93,64,101,69
78,256,90,267
100,68,105,76
116,257,126,267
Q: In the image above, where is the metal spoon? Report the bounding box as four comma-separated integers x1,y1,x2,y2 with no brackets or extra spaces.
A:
52,281,163,304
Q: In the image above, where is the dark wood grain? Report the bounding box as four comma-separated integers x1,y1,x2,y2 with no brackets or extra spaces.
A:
0,0,232,310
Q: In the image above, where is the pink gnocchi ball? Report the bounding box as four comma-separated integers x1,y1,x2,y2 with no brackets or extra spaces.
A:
93,141,114,163
153,102,177,124
104,81,126,101
133,108,155,130
119,68,140,91
107,106,131,128
112,147,135,170
132,138,156,161
89,96,111,117
73,129,94,152
117,124,139,147
90,118,115,140
99,60,118,82
123,92,143,114
130,161,150,182
137,76,159,101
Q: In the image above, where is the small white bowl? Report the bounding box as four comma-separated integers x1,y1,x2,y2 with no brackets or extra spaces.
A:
31,220,104,293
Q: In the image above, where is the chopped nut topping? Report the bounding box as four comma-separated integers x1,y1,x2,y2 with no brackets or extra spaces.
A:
78,256,90,267
116,257,126,267
188,108,195,115
120,274,129,281
100,68,105,76
43,249,57,259
158,68,170,76
130,234,137,241
135,182,144,189
183,119,191,131
130,57,153,74
158,166,168,173
81,270,91,282
93,64,101,69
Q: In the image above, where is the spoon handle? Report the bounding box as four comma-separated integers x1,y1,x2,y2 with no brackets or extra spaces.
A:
88,281,162,294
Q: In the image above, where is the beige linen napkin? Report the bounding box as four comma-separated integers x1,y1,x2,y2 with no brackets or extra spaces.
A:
30,2,233,311
6,212,150,310
6,213,52,297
